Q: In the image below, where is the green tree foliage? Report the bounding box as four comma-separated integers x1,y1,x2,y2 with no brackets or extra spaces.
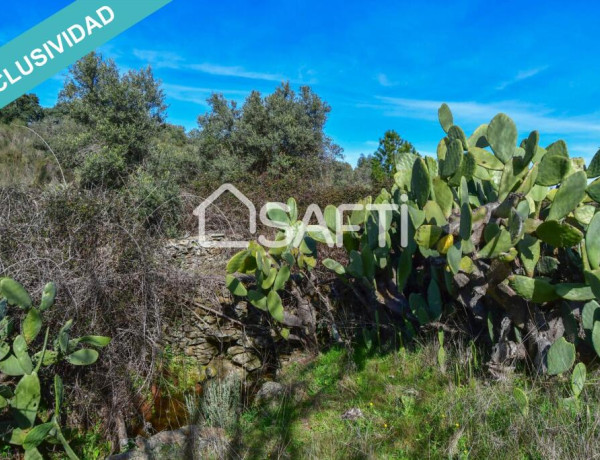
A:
193,82,341,176
375,130,417,175
79,147,126,188
0,94,44,125
357,130,418,186
58,52,167,167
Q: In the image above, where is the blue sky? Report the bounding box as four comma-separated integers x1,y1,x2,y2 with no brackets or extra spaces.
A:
3,0,600,165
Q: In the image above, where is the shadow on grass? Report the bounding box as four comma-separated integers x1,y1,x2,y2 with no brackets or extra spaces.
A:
225,337,417,459
221,345,363,459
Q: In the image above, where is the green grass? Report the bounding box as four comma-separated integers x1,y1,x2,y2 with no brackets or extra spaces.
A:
67,423,112,460
232,339,600,459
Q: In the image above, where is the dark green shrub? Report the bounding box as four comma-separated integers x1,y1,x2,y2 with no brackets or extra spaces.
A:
0,94,44,125
126,169,182,236
79,148,126,189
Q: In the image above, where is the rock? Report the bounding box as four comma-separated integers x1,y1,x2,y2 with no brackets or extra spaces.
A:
217,295,228,304
236,335,254,348
234,301,248,319
211,356,247,380
255,381,285,406
205,326,241,342
227,345,245,357
205,364,218,378
107,450,147,460
231,351,261,371
184,340,218,365
193,309,218,324
137,427,189,451
107,426,229,460
341,408,364,421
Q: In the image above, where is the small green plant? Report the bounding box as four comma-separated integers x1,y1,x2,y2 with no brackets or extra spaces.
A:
513,387,529,417
190,374,241,432
562,362,587,413
225,198,320,337
437,330,446,373
71,422,111,460
157,346,206,394
0,278,110,459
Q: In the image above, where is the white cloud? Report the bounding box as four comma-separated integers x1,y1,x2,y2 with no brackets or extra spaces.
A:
371,97,600,136
163,84,249,106
132,49,184,69
297,67,318,85
496,66,548,90
133,49,287,82
377,73,396,87
190,63,285,82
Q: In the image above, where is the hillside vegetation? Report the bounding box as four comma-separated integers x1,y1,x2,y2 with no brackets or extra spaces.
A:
1,52,600,459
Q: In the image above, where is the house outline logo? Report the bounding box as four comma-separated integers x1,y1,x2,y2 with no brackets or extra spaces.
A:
193,183,256,248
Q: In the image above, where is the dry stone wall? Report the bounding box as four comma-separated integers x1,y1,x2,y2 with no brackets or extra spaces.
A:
162,237,294,376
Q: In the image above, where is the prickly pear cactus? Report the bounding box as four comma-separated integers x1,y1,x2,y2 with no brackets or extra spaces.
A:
0,278,111,459
225,104,600,375
547,337,576,376
224,198,318,338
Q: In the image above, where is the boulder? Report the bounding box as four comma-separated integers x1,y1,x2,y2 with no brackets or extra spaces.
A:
255,381,285,405
107,426,229,460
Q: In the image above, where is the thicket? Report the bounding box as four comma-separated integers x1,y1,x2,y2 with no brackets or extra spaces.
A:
0,95,44,126
5,53,379,236
0,186,181,454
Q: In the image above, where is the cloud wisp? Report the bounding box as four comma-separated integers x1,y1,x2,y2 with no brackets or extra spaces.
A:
496,66,548,90
132,49,184,69
190,63,285,82
163,83,250,106
133,49,287,82
371,96,600,136
377,73,396,87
